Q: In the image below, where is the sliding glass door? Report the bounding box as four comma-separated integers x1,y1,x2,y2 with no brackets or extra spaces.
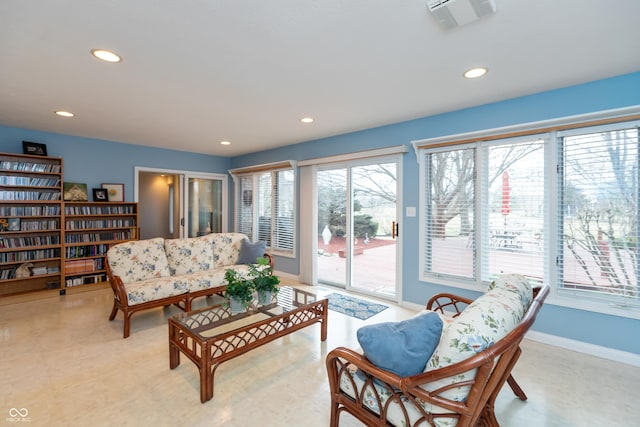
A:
136,168,227,239
317,158,399,300
185,176,224,237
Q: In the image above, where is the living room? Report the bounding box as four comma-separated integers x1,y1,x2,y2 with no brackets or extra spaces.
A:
1,1,640,426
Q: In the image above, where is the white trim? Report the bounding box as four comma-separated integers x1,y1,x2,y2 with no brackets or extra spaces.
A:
526,330,640,368
229,160,296,176
297,145,409,167
411,105,640,160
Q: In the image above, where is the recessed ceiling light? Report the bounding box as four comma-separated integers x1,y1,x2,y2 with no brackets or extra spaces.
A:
300,117,314,124
90,49,122,63
54,110,75,118
464,67,488,79
220,141,231,145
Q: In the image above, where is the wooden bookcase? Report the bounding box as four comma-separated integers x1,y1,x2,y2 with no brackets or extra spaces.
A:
0,153,64,298
0,152,140,302
63,202,138,293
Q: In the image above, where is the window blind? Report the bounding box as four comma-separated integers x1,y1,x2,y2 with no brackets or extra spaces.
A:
559,125,639,302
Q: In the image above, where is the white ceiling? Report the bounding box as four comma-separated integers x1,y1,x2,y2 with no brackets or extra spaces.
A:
1,0,639,157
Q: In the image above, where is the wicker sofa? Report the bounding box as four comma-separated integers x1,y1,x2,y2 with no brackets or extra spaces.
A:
326,274,549,427
106,232,271,338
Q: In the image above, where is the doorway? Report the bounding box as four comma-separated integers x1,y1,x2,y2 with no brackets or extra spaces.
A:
316,157,399,301
135,168,228,239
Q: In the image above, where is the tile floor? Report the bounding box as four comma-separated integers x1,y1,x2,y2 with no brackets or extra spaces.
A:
1,284,639,427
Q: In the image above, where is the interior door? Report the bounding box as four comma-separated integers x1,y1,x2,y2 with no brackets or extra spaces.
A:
136,168,227,239
184,175,225,237
316,158,399,300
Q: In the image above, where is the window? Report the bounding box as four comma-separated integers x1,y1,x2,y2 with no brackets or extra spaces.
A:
422,138,546,284
233,165,296,256
417,117,640,314
559,124,638,304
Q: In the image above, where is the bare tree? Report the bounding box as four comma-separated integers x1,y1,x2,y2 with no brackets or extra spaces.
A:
564,129,638,296
428,144,541,238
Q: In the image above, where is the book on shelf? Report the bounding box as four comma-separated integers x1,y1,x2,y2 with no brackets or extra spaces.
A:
65,274,106,287
32,266,48,276
64,258,103,274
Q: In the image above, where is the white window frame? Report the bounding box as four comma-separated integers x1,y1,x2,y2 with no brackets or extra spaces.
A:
412,107,640,319
230,161,297,258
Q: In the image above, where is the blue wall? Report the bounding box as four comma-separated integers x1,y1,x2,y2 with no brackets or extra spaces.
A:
1,72,639,354
231,71,640,355
0,128,230,201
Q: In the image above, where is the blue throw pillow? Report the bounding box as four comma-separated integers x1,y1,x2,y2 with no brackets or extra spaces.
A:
356,311,443,377
237,239,266,264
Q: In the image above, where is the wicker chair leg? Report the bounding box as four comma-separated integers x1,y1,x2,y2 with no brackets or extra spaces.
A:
123,313,132,338
506,374,527,401
108,301,118,321
329,401,340,427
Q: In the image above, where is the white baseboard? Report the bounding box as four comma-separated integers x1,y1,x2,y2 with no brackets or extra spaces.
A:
290,283,640,367
525,330,640,367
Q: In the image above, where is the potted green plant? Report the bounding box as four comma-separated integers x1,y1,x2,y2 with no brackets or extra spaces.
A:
224,269,254,313
249,257,280,305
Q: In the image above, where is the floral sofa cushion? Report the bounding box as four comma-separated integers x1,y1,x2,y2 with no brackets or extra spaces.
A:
199,232,247,268
179,265,250,292
421,274,533,406
107,237,171,284
123,276,189,306
164,237,213,276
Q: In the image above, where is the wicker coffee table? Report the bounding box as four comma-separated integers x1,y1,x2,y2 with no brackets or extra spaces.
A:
168,286,328,402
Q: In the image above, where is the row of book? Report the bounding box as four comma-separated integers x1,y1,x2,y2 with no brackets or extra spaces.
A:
65,258,104,274
0,266,17,280
0,266,55,280
65,244,109,258
7,219,59,231
0,235,60,249
65,219,136,229
64,231,133,243
0,249,60,263
32,265,59,275
0,161,61,173
65,273,106,287
0,206,61,216
0,191,61,200
0,176,60,187
64,205,135,215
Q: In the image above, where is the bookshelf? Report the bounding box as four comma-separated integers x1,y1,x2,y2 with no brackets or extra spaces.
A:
0,152,140,302
63,202,138,292
0,153,63,297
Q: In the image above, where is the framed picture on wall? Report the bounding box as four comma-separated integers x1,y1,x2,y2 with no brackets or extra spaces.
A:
22,141,48,156
92,188,108,202
102,183,124,202
63,182,89,201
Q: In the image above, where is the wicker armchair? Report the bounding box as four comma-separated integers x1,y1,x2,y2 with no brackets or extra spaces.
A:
326,280,549,427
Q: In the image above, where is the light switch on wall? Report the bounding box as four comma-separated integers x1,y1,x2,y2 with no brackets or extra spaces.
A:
406,207,416,217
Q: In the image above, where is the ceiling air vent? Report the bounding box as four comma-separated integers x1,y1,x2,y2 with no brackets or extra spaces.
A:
426,0,496,30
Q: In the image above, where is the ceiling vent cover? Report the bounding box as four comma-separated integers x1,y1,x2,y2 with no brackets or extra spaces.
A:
427,0,496,29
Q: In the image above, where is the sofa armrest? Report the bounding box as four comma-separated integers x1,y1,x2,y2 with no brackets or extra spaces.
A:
263,253,274,269
425,293,473,317
106,262,128,306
